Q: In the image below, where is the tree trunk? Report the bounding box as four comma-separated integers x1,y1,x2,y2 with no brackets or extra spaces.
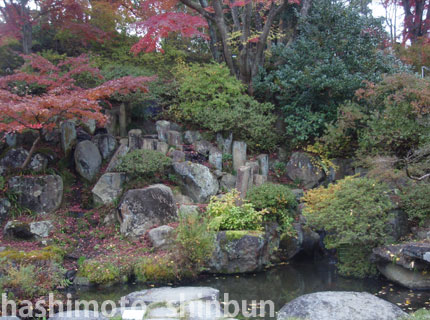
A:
22,21,32,54
21,133,40,169
119,103,127,137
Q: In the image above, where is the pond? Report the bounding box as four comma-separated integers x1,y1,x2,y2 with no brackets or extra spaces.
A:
74,258,430,318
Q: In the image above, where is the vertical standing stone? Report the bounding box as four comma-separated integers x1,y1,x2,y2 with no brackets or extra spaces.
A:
217,132,233,154
167,131,183,147
60,121,77,155
156,120,171,142
233,141,247,172
142,138,156,150
235,165,252,200
106,144,129,172
156,141,169,155
119,103,127,137
209,147,223,170
257,154,269,176
245,161,259,175
128,129,142,150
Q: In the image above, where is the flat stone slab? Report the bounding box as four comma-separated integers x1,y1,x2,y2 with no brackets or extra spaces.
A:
50,310,107,319
124,287,220,307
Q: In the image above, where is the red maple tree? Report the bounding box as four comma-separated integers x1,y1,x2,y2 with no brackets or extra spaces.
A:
0,54,153,168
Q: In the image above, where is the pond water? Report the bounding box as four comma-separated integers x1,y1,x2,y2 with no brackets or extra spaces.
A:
75,258,430,318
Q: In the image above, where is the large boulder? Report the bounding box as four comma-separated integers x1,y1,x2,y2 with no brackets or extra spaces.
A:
92,134,117,160
8,175,63,214
372,242,430,289
173,162,219,203
209,229,278,274
0,147,28,174
3,220,53,239
74,140,102,182
117,184,177,237
286,152,325,189
92,172,127,206
277,291,407,320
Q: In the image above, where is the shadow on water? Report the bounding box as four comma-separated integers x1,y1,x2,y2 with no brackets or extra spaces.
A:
76,257,430,318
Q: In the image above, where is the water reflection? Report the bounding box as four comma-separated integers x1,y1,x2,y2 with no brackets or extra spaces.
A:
76,259,430,317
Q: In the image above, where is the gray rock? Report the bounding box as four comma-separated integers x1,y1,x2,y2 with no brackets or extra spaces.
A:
181,300,224,320
128,129,142,150
156,141,169,155
74,140,102,182
179,204,200,215
209,147,223,171
50,310,107,319
123,287,219,307
92,134,117,160
280,223,320,259
174,192,194,205
291,189,304,202
235,166,253,199
217,132,233,155
277,147,288,162
173,162,219,203
82,118,96,135
5,133,17,147
92,172,127,206
0,147,28,173
117,184,177,237
4,221,33,239
194,140,213,157
148,225,175,250
167,131,183,147
106,143,129,172
277,291,407,320
142,138,157,151
0,198,11,224
0,317,20,319
245,161,259,174
29,153,48,172
29,220,53,238
378,263,430,290
170,150,186,162
220,174,236,191
286,152,325,189
156,120,171,142
328,158,355,182
8,175,63,214
60,121,77,155
209,230,276,273
184,131,202,145
232,141,247,172
257,154,269,176
253,174,267,187
147,306,179,318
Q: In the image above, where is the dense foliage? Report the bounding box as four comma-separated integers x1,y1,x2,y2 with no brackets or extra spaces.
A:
254,0,403,146
171,63,278,151
115,149,172,178
206,190,266,231
400,182,430,226
302,176,394,278
246,183,297,232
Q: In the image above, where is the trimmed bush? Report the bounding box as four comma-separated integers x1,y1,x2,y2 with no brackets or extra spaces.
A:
400,182,430,226
302,176,394,278
115,149,172,178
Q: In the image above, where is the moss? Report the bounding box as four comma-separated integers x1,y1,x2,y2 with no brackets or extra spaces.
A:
78,259,121,285
224,230,264,242
133,255,178,283
0,246,65,263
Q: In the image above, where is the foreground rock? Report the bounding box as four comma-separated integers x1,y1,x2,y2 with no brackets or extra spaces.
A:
173,162,219,203
50,310,107,319
8,175,63,214
286,152,325,189
209,227,279,274
373,242,430,289
277,291,407,320
117,184,177,237
92,172,127,205
74,140,102,181
123,286,220,306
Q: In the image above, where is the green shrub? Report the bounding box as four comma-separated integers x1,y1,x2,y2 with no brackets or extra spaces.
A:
206,190,265,231
302,176,395,278
400,182,430,226
79,259,121,285
246,183,297,232
174,211,215,273
133,255,180,283
254,0,404,147
171,63,278,151
115,149,172,178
